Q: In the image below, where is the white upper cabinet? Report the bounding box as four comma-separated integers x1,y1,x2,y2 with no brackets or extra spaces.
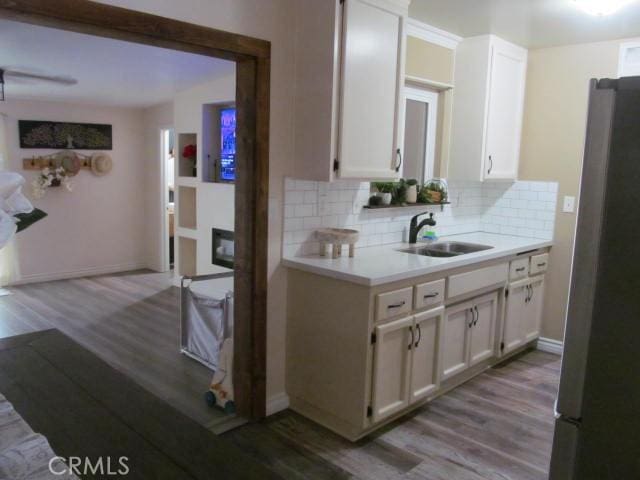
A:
449,35,528,182
292,0,409,181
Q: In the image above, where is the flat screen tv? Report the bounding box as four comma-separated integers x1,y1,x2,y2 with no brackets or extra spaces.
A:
219,107,236,182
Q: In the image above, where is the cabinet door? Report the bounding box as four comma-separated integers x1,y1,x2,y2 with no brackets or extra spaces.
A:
371,315,413,422
338,0,405,179
503,280,528,354
441,301,472,381
410,306,444,403
484,41,527,180
469,292,498,366
523,276,545,342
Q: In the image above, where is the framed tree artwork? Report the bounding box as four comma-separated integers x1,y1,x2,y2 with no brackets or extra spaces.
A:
19,120,112,150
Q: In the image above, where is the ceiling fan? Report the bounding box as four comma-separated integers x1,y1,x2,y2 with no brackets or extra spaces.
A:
0,68,78,101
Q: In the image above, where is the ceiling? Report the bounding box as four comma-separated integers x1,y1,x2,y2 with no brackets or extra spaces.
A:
409,0,640,48
0,19,235,108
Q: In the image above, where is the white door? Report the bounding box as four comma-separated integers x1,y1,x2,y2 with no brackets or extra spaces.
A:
484,41,527,180
523,276,545,342
410,306,444,403
469,292,498,366
503,280,528,354
371,315,413,422
441,301,472,381
338,0,405,179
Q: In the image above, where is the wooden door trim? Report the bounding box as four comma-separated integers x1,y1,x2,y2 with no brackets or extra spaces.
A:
0,0,270,420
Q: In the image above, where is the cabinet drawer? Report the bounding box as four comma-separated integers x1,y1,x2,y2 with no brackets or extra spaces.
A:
509,258,529,280
448,263,508,299
414,280,445,310
376,287,413,321
530,253,549,275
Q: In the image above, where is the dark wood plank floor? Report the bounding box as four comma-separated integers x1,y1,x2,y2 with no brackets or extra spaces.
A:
0,270,240,433
0,329,280,480
223,349,560,480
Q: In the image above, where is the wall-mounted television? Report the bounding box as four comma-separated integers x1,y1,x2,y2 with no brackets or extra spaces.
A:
219,107,236,182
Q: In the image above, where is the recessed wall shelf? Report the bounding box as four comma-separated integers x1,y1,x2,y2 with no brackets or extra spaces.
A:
178,132,197,178
364,202,450,212
178,236,197,276
178,186,197,229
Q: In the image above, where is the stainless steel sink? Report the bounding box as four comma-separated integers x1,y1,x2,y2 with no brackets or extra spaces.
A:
398,241,493,258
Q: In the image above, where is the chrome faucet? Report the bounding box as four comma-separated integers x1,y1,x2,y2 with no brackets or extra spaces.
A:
409,212,436,244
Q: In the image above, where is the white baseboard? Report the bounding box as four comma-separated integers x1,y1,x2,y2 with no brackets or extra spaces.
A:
266,392,290,416
537,337,564,355
10,262,148,285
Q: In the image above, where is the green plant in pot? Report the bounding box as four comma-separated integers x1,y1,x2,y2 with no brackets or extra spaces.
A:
391,179,408,205
372,182,395,205
424,180,448,204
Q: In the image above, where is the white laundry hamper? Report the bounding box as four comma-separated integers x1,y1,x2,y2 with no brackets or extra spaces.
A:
180,272,235,413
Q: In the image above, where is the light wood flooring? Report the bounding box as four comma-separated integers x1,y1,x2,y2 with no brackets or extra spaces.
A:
0,270,241,433
223,349,560,480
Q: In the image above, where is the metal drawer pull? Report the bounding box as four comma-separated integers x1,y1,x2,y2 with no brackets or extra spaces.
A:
473,306,479,326
387,301,406,309
537,262,547,267
408,326,414,350
415,324,422,348
468,308,475,328
423,292,439,299
516,267,526,272
395,148,402,173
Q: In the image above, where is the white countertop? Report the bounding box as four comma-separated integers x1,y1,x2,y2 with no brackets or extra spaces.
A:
282,232,552,286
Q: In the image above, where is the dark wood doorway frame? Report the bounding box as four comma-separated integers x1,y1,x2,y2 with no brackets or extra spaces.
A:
0,0,269,420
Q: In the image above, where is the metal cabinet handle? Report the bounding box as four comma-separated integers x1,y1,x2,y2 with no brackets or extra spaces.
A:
387,301,406,309
395,148,402,173
525,285,532,303
516,267,526,272
473,306,479,326
537,262,547,267
529,285,534,302
423,292,439,299
468,308,475,328
488,155,493,175
408,326,414,350
415,324,422,348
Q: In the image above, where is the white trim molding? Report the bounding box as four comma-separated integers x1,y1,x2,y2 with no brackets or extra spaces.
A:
406,18,462,50
537,337,564,356
10,262,148,286
618,39,640,77
266,392,290,416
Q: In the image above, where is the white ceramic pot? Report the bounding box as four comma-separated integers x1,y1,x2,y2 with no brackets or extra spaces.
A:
380,192,392,205
406,185,417,203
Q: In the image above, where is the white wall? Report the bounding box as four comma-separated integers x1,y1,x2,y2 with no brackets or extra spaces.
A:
142,101,174,272
172,73,236,276
93,0,297,406
1,98,147,282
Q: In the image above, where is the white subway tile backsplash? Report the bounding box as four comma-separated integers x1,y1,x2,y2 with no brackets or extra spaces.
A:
282,177,558,256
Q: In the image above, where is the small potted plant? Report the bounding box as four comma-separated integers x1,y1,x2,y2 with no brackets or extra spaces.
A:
405,178,419,204
372,182,394,205
424,179,448,204
392,179,408,205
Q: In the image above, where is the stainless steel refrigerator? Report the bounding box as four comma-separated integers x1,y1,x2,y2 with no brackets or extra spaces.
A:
549,76,640,479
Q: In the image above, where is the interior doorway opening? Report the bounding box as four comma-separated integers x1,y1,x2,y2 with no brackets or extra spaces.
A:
162,127,175,270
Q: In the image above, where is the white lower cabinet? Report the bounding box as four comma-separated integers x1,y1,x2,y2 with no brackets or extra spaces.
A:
371,306,444,423
503,275,545,354
410,307,444,403
442,292,498,381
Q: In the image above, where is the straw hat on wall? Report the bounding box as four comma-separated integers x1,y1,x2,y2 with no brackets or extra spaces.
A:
90,153,113,176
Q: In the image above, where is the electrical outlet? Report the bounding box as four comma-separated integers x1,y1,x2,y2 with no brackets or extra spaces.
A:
563,196,576,213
